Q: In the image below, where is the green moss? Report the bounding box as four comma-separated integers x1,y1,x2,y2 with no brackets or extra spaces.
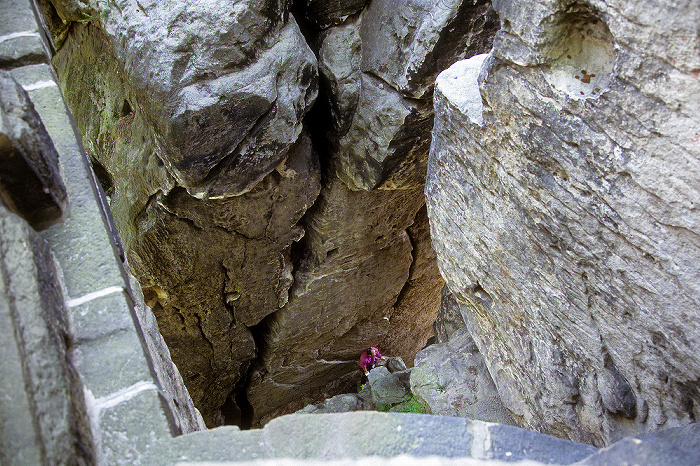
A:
374,394,426,414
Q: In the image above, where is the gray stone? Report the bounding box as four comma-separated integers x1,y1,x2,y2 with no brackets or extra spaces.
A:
425,0,700,447
359,0,499,98
297,393,371,414
0,71,66,230
99,0,317,197
636,423,700,452
0,0,52,68
433,285,467,344
411,327,514,425
368,366,408,406
578,435,700,466
264,412,473,459
143,411,607,464
0,204,95,464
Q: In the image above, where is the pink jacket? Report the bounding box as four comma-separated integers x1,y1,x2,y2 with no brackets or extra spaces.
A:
359,347,383,371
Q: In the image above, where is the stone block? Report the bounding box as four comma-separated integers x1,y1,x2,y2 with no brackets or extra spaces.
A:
0,71,66,230
91,388,173,465
264,412,473,459
578,435,700,466
8,64,128,299
68,289,133,342
0,204,94,464
484,423,598,464
72,328,154,399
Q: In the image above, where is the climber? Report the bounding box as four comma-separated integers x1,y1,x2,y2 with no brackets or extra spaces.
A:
359,346,386,376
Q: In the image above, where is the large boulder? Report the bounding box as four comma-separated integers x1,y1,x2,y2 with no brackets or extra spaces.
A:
411,327,515,425
98,0,317,197
425,0,700,447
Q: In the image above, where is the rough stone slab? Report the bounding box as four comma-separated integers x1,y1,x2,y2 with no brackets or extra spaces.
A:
578,435,700,466
9,64,128,299
265,412,473,459
483,423,597,464
0,71,66,230
72,328,155,399
87,387,174,465
143,426,268,465
0,204,94,464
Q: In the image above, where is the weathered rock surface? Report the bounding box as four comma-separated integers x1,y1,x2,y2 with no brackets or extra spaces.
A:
425,0,700,447
318,0,499,191
47,0,325,427
128,134,321,426
411,327,515,425
0,203,94,464
245,180,426,425
433,285,468,344
379,205,444,366
97,0,318,198
0,72,66,230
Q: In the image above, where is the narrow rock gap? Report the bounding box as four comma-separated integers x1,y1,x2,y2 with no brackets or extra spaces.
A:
227,310,284,429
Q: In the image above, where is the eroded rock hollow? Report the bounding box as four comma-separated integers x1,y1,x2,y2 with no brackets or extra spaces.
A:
39,0,699,447
40,0,500,427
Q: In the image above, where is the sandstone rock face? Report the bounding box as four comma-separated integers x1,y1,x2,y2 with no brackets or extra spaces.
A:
318,0,499,191
426,0,700,447
49,0,323,426
379,205,444,366
245,180,426,425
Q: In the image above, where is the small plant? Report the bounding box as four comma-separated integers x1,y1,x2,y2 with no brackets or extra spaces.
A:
393,395,427,414
374,395,427,414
